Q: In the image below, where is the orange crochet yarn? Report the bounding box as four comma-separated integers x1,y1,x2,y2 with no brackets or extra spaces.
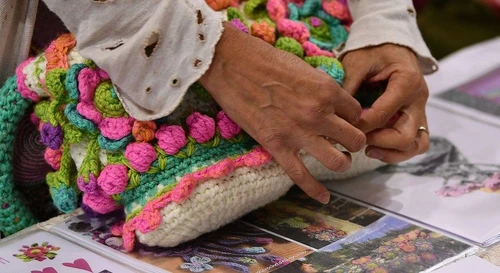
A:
206,0,232,10
251,22,276,45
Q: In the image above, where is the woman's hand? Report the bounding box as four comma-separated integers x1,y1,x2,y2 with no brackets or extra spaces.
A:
200,23,366,204
342,44,430,164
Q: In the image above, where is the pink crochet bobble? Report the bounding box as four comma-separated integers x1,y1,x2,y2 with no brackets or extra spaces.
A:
186,112,216,143
322,0,351,21
97,164,129,195
83,190,121,214
78,68,100,102
267,0,288,21
99,117,134,140
125,142,157,172
44,148,62,170
277,19,310,43
77,101,103,124
156,125,187,155
216,111,241,139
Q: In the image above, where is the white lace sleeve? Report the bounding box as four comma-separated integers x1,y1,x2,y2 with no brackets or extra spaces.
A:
42,0,224,121
340,0,438,75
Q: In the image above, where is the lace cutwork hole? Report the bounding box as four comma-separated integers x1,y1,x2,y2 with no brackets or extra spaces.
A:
144,32,160,58
197,10,204,24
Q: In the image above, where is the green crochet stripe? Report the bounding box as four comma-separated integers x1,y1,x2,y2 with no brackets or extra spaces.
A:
0,76,37,236
122,136,259,215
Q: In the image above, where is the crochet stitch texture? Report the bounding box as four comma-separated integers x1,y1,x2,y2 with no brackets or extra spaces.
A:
0,0,385,250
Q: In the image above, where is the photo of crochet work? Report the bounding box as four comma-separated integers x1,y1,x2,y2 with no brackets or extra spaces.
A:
0,230,134,273
273,216,471,273
437,67,500,118
378,137,500,198
54,216,313,273
324,105,500,246
243,188,384,249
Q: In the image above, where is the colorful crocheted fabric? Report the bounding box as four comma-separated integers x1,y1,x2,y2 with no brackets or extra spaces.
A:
0,0,385,251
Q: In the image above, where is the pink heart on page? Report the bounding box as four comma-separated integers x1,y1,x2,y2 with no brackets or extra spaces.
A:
31,267,58,273
62,258,93,272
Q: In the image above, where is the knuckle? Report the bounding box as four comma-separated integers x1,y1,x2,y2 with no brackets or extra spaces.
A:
287,167,306,182
260,129,286,149
375,109,391,127
397,134,415,151
325,153,350,172
339,99,362,123
317,88,336,104
305,100,326,120
348,132,367,152
401,68,421,80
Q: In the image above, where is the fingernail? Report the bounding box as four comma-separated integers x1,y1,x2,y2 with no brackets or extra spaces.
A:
317,192,330,205
367,150,384,160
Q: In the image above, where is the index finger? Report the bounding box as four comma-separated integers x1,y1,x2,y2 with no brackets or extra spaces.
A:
272,149,331,204
356,74,414,133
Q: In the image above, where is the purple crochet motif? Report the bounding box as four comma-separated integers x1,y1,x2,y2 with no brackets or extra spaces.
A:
310,17,322,27
81,203,103,218
231,18,249,34
77,175,99,194
40,123,63,150
81,202,125,220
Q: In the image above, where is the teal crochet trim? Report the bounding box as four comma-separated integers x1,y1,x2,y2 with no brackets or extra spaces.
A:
66,63,86,100
0,76,37,236
121,137,259,213
50,183,79,213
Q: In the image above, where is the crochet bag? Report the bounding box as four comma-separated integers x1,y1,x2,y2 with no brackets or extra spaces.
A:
0,0,385,251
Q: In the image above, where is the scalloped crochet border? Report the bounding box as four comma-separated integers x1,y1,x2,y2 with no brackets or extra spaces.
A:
118,146,272,251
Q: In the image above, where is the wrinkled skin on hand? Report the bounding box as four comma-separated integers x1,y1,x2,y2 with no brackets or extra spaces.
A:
342,43,430,164
200,23,366,204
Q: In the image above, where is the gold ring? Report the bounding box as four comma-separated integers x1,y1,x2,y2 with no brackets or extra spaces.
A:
418,126,429,134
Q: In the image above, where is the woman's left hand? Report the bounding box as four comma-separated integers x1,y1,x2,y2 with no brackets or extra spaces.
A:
341,44,430,164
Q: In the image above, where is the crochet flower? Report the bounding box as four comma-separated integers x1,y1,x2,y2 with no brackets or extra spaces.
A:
180,256,214,272
99,117,134,140
399,243,416,253
40,123,63,150
77,101,103,124
322,0,351,22
44,148,62,170
125,142,157,172
156,125,187,155
231,18,249,33
420,252,437,262
186,112,215,143
415,240,433,251
352,256,370,265
404,253,421,263
14,242,60,262
77,175,99,194
216,111,241,139
132,120,157,142
97,164,129,195
83,190,121,214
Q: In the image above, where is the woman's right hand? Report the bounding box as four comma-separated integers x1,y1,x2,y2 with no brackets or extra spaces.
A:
199,23,366,204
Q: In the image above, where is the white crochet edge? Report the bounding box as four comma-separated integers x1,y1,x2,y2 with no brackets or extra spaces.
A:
135,149,385,247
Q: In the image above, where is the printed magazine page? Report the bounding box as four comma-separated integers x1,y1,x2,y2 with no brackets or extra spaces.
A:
40,188,474,273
